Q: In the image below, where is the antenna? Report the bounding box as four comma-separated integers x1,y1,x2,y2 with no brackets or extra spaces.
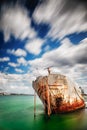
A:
44,66,53,75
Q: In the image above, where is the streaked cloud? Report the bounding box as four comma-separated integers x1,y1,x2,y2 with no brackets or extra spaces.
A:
29,38,87,68
33,0,87,39
0,4,36,42
0,0,87,94
29,38,87,89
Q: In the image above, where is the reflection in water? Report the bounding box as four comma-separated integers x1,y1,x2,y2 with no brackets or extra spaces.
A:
33,107,87,130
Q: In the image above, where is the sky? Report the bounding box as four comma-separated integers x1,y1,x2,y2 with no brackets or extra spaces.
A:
0,0,87,94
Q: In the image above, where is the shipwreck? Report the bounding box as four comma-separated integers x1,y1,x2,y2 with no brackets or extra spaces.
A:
32,69,85,116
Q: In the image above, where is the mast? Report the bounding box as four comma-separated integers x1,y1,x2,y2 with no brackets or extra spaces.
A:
46,83,51,116
46,67,51,116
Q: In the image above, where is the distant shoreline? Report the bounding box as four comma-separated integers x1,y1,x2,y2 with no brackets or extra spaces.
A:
0,93,87,97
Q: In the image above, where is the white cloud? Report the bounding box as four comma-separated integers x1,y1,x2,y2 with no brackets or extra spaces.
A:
29,38,87,68
0,4,36,42
15,68,24,73
33,0,57,23
33,0,87,39
8,62,19,67
29,38,87,90
0,57,10,62
25,38,45,55
0,72,34,94
7,48,27,57
17,57,27,66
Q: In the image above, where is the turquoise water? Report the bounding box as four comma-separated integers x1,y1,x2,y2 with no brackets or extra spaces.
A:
0,96,87,130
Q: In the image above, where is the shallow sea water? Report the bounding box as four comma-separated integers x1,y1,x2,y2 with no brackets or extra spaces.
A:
0,95,87,130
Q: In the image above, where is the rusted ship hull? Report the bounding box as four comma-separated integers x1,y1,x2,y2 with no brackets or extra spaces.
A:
33,74,85,115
